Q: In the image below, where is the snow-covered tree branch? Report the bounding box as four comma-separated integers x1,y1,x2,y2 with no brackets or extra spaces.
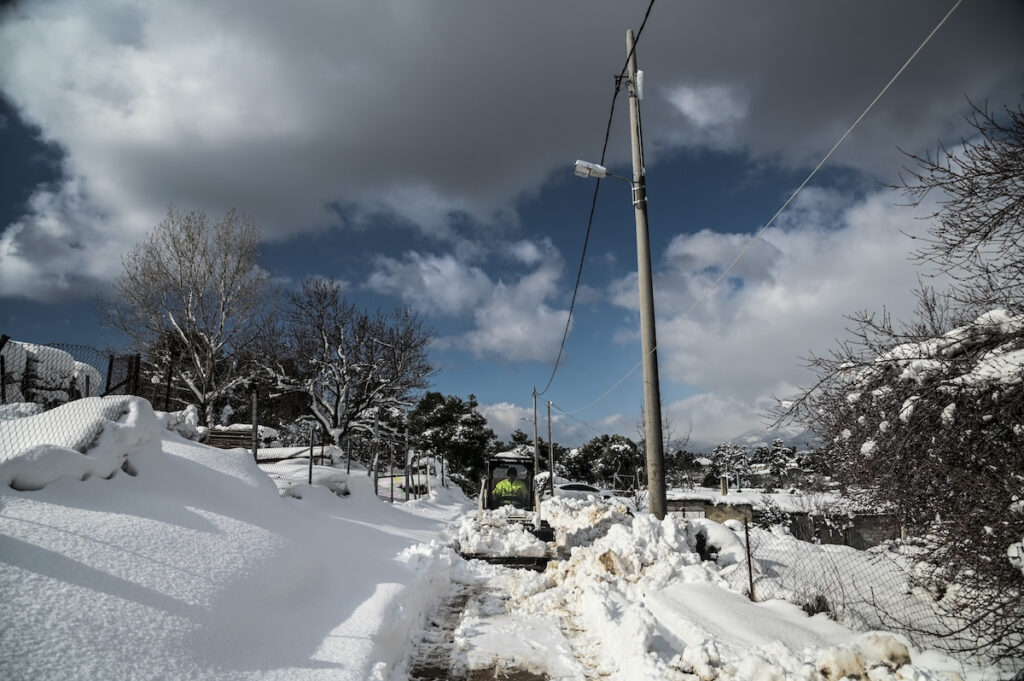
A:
777,102,1024,660
267,277,434,445
102,207,273,425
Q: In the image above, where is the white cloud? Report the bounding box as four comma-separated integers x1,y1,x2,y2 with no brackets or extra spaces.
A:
366,252,491,316
481,400,612,447
1,1,1019,301
479,402,533,443
0,177,118,300
509,240,544,266
666,84,749,145
608,188,946,442
664,392,780,447
367,238,569,362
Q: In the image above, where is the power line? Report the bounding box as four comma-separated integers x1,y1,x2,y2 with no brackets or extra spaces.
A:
537,0,657,397
550,402,606,438
556,0,963,416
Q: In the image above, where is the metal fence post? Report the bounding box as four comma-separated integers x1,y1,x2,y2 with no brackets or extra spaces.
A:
163,352,175,411
0,335,8,405
105,355,114,394
745,519,756,601
251,391,258,463
308,426,314,485
130,354,141,395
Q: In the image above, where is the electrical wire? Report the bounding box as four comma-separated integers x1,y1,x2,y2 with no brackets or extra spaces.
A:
556,0,963,416
550,402,607,438
536,0,657,397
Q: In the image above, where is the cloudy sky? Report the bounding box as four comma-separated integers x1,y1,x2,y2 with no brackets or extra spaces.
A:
1,0,1022,447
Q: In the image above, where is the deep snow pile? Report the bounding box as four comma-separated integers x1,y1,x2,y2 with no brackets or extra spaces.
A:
453,505,548,557
541,495,633,551
0,396,149,487
493,506,982,681
2,397,1013,680
258,447,351,498
0,398,471,681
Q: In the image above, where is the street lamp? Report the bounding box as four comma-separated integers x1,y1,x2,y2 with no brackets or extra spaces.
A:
572,29,667,520
572,160,631,182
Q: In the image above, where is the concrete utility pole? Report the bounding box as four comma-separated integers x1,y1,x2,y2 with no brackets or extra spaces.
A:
532,386,540,478
626,28,667,520
547,401,555,495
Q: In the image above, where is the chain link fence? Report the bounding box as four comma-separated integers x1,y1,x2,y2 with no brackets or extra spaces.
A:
1,338,148,462
723,521,1024,670
1,337,410,497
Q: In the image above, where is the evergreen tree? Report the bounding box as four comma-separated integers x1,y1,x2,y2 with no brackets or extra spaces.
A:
410,392,495,490
578,434,642,488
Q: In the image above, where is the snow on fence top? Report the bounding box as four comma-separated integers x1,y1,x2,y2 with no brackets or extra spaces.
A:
1,339,104,408
0,396,162,491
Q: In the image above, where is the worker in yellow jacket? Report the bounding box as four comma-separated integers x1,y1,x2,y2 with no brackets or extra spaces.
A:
493,467,528,506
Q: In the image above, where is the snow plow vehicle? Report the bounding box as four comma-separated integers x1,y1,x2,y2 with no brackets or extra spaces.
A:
456,453,555,570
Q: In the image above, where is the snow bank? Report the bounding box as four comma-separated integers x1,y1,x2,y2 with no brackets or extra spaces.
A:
542,495,633,551
1,340,103,407
1,339,29,381
0,402,44,421
454,506,548,557
0,396,161,490
500,502,964,680
72,360,102,396
260,458,351,497
212,422,281,440
0,401,467,680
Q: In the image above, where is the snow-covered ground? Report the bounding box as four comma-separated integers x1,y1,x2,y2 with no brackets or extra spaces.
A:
0,397,1018,680
0,397,470,680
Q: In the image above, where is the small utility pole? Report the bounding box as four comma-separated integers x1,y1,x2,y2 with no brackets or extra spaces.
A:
532,386,540,484
547,401,555,495
627,28,667,520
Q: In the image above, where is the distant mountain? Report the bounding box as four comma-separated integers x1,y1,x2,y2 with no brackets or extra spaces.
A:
684,426,820,454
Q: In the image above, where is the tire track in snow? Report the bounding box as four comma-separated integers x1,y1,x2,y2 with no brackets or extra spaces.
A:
407,582,476,681
405,573,551,681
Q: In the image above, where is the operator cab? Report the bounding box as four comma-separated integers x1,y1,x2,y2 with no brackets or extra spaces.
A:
480,454,537,512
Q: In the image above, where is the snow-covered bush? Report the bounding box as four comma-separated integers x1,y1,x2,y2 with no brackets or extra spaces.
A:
777,105,1024,662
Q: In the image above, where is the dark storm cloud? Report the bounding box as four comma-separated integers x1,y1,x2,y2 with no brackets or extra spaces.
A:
0,0,1021,299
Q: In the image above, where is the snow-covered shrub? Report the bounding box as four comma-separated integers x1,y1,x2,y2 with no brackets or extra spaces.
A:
160,404,202,440
779,305,1024,662
754,497,791,529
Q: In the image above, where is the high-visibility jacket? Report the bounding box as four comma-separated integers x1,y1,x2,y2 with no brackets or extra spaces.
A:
493,478,528,503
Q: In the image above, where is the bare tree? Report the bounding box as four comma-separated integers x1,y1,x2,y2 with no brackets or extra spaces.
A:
103,207,273,425
898,99,1024,308
267,277,434,444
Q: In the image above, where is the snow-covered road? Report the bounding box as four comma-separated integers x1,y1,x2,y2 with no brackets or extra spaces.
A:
0,398,1013,680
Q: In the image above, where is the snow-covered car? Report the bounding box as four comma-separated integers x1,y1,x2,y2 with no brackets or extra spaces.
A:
542,482,613,500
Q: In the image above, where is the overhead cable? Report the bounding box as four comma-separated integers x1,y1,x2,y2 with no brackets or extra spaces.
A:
556,0,963,416
536,0,657,397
